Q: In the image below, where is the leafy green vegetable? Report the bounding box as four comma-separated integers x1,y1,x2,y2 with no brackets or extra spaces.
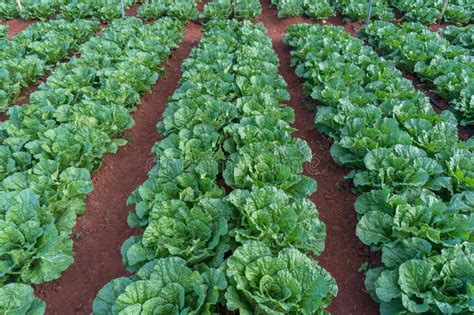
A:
0,18,99,112
286,22,474,315
123,197,231,271
361,21,474,125
355,188,472,266
271,0,335,19
0,283,45,315
138,0,198,21
93,257,226,315
333,0,394,21
0,17,186,310
0,0,63,20
97,19,337,315
390,0,473,24
349,144,448,193
366,244,474,314
0,189,74,285
59,0,138,22
201,0,262,20
224,141,316,198
0,25,7,41
440,25,474,51
227,185,326,255
226,241,338,314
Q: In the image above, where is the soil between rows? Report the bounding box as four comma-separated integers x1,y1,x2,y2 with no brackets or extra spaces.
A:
28,5,380,311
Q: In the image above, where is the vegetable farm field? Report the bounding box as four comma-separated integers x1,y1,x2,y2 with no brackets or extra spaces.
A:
1,1,473,315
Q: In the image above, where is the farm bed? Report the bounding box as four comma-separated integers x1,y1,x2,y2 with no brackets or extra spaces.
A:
1,1,471,315
28,2,381,314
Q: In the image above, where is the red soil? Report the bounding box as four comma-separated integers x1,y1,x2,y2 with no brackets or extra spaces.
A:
33,20,202,314
258,1,380,314
2,18,35,38
430,22,453,32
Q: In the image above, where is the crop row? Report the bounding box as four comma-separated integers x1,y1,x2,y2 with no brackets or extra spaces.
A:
390,0,473,24
0,0,138,21
136,0,263,21
201,0,262,20
93,19,338,314
0,0,263,22
271,0,335,19
0,0,64,20
362,21,474,126
1,18,98,113
58,0,138,22
270,0,473,23
0,17,185,313
440,24,474,51
137,0,200,20
286,23,473,314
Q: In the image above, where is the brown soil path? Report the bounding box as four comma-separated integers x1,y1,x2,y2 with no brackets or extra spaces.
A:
257,1,380,314
33,20,202,314
2,19,34,38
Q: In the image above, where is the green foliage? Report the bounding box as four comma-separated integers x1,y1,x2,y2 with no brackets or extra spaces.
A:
201,0,262,20
138,0,198,20
356,189,472,261
59,0,138,22
224,140,317,197
0,17,185,312
349,144,448,193
286,22,474,314
271,0,335,19
0,189,75,285
226,241,338,314
0,25,7,41
333,0,394,21
389,0,473,24
227,185,326,255
361,21,474,125
440,25,474,51
97,19,336,315
0,0,64,20
123,198,231,271
366,244,474,314
0,283,45,314
93,257,226,315
0,18,98,112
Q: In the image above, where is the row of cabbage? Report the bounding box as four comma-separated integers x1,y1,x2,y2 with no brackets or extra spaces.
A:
390,0,473,24
136,0,262,21
271,0,473,23
137,0,201,20
1,18,98,113
362,21,474,126
0,17,185,314
200,0,262,20
440,24,474,51
92,19,338,314
285,23,473,314
0,0,138,21
271,0,335,19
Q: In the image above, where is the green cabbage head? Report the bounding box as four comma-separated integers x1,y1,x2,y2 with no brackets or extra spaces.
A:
93,256,226,315
225,241,338,314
